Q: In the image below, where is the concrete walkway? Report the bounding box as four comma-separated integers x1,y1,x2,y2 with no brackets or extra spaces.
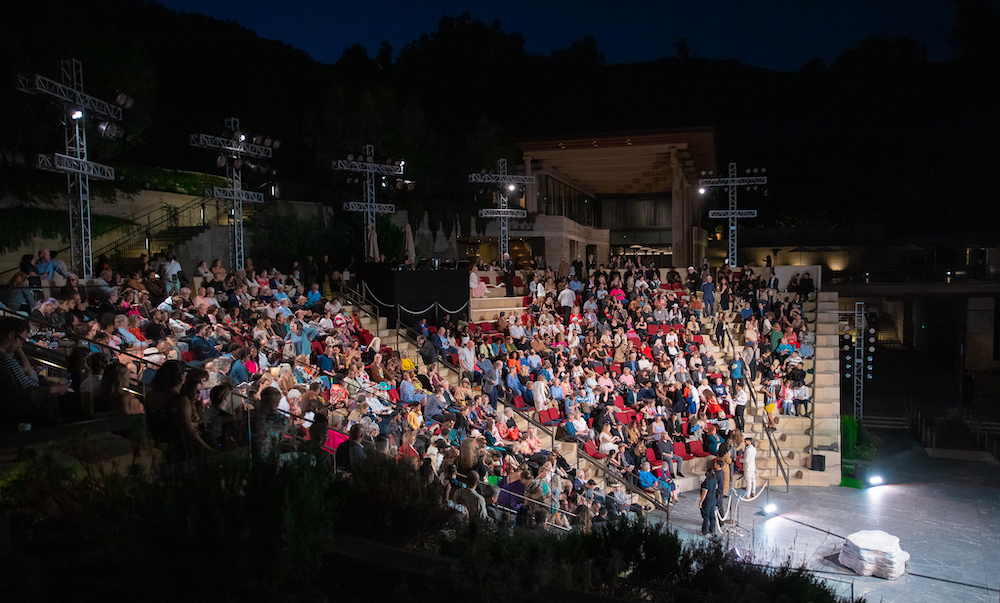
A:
651,429,1000,602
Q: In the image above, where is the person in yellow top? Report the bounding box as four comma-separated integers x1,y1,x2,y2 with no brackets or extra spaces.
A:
400,350,415,372
406,403,424,430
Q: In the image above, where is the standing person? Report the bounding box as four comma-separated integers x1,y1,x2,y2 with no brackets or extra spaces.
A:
700,275,716,318
558,282,575,326
501,253,515,297
733,381,748,431
482,360,502,409
699,467,719,536
743,437,758,498
160,253,183,294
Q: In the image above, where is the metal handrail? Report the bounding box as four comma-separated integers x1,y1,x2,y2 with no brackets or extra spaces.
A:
90,196,216,272
718,318,790,493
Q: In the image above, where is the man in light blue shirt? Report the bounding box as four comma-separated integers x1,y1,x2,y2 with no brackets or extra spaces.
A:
273,285,290,302
549,378,564,403
307,284,322,305
278,299,295,318
34,249,67,280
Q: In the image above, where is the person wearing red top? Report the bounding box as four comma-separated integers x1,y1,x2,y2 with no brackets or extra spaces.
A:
396,430,421,469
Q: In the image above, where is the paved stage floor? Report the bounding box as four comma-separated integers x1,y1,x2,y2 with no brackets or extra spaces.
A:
650,429,1000,602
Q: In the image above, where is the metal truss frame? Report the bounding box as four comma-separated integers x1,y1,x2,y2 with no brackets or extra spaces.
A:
469,158,536,258
699,162,766,268
16,59,126,278
334,144,402,260
191,117,275,271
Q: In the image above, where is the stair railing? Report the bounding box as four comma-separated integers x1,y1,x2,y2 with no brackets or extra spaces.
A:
718,319,790,493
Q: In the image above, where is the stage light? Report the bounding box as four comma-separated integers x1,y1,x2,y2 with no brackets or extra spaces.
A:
271,140,281,149
252,135,262,145
114,93,134,109
699,187,706,194
508,184,516,191
97,120,122,140
868,475,883,485
265,137,273,147
216,154,227,168
70,109,83,120
764,503,777,514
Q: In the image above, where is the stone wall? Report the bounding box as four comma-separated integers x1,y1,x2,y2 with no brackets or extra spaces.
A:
812,290,844,484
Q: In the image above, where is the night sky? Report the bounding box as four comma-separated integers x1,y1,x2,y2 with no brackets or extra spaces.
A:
155,0,960,71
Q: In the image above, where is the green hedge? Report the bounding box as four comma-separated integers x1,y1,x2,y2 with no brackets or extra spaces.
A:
0,209,134,254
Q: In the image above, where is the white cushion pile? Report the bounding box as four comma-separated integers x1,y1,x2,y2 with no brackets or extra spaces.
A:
838,530,910,580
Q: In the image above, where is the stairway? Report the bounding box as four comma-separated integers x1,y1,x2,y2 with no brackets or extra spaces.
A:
698,291,842,488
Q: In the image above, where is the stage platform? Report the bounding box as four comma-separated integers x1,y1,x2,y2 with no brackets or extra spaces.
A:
649,429,1000,603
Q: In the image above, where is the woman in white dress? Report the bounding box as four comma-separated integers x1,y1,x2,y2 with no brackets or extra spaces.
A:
469,267,489,298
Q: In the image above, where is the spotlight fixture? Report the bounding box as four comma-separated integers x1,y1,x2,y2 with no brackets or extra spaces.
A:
508,184,516,191
216,154,227,167
264,136,273,147
114,92,135,109
868,475,883,485
252,135,262,145
97,120,122,140
698,187,706,195
271,139,281,149
70,108,83,120
234,130,246,142
764,503,777,514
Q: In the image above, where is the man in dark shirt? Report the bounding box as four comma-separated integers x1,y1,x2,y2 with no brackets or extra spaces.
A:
699,468,719,536
334,424,368,472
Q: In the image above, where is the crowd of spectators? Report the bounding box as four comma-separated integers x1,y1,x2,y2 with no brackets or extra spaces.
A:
0,247,816,535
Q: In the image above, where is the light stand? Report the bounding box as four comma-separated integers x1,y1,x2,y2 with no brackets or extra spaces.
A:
469,158,535,259
334,144,406,262
189,118,276,271
699,162,767,269
17,59,128,279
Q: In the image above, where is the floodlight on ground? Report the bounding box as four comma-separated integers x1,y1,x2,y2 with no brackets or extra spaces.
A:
764,503,777,514
868,475,884,485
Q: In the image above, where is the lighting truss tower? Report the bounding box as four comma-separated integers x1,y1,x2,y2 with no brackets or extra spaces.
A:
189,117,272,271
699,162,767,268
334,144,403,260
17,59,122,279
469,159,535,258
853,301,865,421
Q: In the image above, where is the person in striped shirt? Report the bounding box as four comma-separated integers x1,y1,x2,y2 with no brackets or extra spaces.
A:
0,317,67,429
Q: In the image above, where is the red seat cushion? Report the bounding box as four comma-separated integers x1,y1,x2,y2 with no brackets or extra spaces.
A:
645,447,662,467
673,441,694,460
584,441,606,460
594,365,605,375
688,440,712,457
